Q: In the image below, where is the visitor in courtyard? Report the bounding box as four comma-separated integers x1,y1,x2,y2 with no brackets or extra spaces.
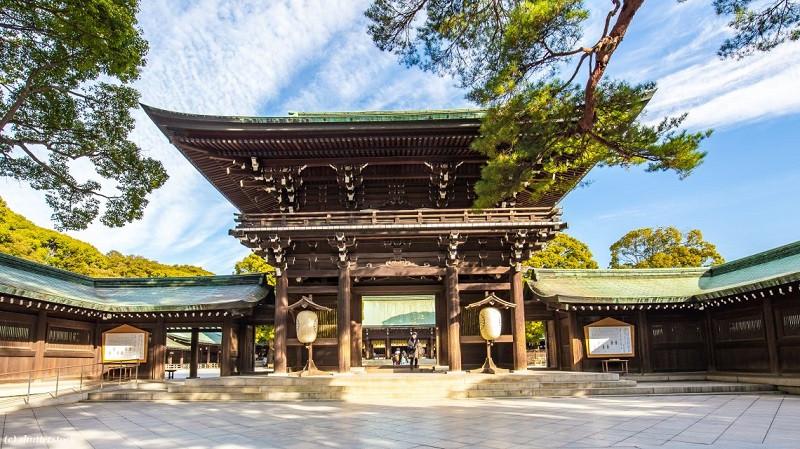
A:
392,348,401,366
407,331,421,370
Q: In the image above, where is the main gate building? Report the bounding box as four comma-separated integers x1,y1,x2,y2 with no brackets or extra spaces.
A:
143,106,574,373
0,107,798,382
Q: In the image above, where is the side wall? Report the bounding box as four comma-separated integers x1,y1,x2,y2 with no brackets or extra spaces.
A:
557,288,800,374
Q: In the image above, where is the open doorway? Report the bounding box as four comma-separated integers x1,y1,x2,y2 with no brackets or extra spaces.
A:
526,320,549,368
361,294,437,369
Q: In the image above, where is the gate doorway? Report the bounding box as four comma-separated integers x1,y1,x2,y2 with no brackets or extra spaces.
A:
361,295,437,369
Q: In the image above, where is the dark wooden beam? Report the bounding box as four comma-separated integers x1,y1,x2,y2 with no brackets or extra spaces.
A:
457,266,511,275
287,285,338,294
352,266,445,278
458,282,511,292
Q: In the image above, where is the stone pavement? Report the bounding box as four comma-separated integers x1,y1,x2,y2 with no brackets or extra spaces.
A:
0,394,798,448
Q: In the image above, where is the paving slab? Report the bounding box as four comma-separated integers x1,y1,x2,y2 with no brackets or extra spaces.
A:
2,393,799,448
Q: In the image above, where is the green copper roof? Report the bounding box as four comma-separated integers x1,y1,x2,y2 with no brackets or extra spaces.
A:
528,240,800,305
142,104,485,125
0,253,271,312
169,332,222,345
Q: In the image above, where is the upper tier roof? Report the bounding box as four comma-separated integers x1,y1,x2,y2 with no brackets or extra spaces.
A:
0,253,272,312
528,240,800,305
142,105,590,213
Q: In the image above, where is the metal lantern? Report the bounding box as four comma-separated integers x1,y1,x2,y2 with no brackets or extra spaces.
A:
479,307,502,341
296,310,318,344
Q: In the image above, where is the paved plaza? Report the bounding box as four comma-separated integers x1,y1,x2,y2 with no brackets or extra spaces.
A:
0,394,798,448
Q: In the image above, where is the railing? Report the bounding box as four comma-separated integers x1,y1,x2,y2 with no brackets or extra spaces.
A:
235,207,561,229
0,362,141,404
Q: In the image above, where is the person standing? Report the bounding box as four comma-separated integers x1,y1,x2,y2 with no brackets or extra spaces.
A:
407,331,421,370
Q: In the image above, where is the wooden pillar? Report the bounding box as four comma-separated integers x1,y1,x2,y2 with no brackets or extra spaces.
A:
510,268,527,371
445,265,461,371
151,318,166,380
637,310,651,373
33,310,47,375
763,297,780,373
221,317,235,376
704,308,716,372
546,319,559,368
189,328,199,379
351,293,362,368
238,323,254,374
337,263,352,373
435,292,448,365
567,311,583,371
274,273,289,374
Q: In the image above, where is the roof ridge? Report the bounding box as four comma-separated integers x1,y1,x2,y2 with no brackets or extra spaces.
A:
0,251,266,287
141,103,486,124
707,240,800,276
530,267,709,280
0,252,95,286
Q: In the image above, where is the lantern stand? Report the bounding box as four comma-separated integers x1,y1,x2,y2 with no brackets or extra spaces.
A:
287,295,333,377
465,292,516,374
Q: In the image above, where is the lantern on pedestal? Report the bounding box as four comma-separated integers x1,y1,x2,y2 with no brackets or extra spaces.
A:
288,295,332,376
466,292,516,374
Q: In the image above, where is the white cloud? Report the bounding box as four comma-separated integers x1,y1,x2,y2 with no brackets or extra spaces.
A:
3,0,799,274
645,42,800,129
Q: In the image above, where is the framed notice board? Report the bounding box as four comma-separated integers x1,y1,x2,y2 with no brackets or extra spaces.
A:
102,324,149,363
583,317,635,358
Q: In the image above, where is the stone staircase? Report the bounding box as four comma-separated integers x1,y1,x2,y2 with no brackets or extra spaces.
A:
85,371,778,402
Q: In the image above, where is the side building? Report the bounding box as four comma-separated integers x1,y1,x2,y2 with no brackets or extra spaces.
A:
0,240,798,379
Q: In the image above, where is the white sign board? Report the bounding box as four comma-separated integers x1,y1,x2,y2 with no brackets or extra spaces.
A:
103,332,146,362
586,325,634,357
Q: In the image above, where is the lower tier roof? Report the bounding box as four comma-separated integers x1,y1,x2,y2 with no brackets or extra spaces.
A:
0,253,271,312
528,240,800,305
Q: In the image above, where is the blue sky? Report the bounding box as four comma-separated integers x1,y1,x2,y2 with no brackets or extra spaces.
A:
1,0,799,273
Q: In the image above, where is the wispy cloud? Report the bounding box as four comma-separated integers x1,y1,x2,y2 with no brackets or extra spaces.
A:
2,0,798,274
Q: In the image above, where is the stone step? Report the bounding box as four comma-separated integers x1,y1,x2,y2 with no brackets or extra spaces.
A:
87,390,341,401
169,385,346,393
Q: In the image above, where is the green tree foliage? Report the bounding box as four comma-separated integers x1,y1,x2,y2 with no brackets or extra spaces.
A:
526,321,545,346
0,0,167,230
609,226,724,268
234,253,276,285
0,197,212,277
366,0,711,207
255,325,275,346
524,233,598,269
713,0,800,58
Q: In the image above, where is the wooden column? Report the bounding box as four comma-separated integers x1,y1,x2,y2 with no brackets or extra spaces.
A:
274,273,289,374
33,310,47,374
510,268,527,372
637,310,651,373
351,293,363,368
704,308,716,372
763,298,780,373
238,323,254,374
445,265,461,371
546,319,559,368
188,328,199,379
337,263,352,373
567,311,583,371
151,318,166,380
435,292,448,365
221,317,235,376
